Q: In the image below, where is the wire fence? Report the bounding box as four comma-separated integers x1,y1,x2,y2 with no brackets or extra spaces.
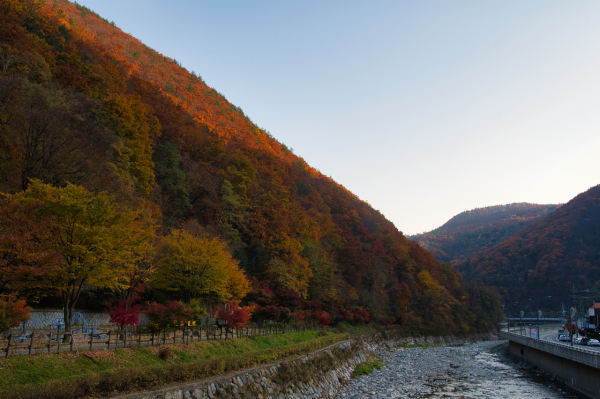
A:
0,321,322,358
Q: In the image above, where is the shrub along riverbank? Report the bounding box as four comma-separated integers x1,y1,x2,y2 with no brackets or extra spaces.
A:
0,330,348,399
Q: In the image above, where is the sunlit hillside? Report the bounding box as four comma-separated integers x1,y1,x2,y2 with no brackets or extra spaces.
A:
411,203,559,265
0,0,503,334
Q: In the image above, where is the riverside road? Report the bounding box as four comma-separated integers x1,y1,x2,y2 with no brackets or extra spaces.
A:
510,326,600,353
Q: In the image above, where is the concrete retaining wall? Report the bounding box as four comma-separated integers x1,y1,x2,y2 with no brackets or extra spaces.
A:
500,331,600,399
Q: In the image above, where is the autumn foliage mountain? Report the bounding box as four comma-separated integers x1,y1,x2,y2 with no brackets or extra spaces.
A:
457,185,600,310
411,203,559,265
0,0,502,334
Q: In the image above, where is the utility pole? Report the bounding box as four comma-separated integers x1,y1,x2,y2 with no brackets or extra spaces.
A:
520,311,524,336
568,284,600,342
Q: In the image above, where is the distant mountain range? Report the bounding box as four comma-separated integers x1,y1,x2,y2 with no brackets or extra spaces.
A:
413,186,600,313
457,185,600,311
410,203,559,265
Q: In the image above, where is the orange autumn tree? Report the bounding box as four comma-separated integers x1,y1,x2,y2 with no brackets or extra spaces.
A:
0,0,505,333
104,93,161,195
4,180,154,334
0,295,32,334
152,230,250,305
0,198,62,298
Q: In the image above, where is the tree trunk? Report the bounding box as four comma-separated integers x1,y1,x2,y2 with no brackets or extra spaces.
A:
63,294,75,343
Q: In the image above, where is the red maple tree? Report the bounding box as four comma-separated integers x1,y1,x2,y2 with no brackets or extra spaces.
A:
216,302,254,329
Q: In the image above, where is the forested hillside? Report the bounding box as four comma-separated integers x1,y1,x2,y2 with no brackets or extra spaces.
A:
0,0,502,334
411,203,559,264
458,185,600,310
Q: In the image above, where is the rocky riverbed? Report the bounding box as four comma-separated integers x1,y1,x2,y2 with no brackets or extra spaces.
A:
335,340,580,399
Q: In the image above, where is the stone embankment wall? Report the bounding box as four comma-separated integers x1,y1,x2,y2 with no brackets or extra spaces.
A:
116,334,488,399
17,310,113,331
116,340,365,399
17,311,213,332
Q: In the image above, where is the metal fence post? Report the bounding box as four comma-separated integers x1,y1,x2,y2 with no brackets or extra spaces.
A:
29,332,34,355
6,335,11,358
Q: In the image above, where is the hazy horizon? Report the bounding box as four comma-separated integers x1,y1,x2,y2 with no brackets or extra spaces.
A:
76,0,600,235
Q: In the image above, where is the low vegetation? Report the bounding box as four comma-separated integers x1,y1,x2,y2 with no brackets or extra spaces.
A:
0,331,348,399
352,356,385,377
395,342,443,349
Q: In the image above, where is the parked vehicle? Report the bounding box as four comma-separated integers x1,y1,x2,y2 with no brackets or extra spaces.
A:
558,335,570,342
586,339,600,347
574,337,583,345
580,337,591,346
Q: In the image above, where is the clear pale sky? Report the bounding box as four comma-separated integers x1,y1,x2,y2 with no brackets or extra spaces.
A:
77,0,600,235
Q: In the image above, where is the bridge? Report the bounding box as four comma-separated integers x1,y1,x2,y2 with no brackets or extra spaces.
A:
505,317,563,323
499,330,600,399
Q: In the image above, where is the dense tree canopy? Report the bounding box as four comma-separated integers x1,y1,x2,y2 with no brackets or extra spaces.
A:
2,180,154,331
0,0,503,335
458,185,600,312
152,230,249,304
411,203,559,265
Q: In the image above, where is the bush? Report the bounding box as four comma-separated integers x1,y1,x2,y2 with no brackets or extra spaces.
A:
158,347,172,360
318,312,330,326
146,301,193,329
186,298,208,322
216,302,254,329
0,295,31,334
352,357,385,377
107,300,142,331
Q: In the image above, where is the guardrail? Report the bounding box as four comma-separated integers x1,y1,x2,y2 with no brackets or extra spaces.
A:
506,318,563,322
499,331,600,369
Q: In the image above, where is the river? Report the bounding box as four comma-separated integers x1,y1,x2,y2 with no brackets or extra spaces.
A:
335,340,581,399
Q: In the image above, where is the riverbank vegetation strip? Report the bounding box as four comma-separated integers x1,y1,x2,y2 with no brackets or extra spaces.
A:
352,355,385,377
0,331,347,399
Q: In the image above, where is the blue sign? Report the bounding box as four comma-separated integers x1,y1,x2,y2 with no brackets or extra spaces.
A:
531,328,538,339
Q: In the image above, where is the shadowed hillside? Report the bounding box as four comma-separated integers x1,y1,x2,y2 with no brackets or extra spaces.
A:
0,0,502,334
411,203,559,265
457,185,600,309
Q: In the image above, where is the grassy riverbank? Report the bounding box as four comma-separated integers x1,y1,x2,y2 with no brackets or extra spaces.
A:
0,331,348,399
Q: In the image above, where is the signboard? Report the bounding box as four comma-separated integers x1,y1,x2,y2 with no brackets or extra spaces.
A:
531,328,538,339
525,327,531,336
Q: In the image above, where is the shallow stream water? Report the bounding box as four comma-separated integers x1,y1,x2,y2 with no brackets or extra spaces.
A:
335,340,582,399
423,350,579,399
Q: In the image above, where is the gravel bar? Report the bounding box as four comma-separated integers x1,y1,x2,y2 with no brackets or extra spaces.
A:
335,340,581,399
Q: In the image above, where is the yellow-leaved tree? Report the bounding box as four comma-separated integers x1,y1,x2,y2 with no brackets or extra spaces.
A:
152,230,249,305
5,180,154,334
416,270,455,330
